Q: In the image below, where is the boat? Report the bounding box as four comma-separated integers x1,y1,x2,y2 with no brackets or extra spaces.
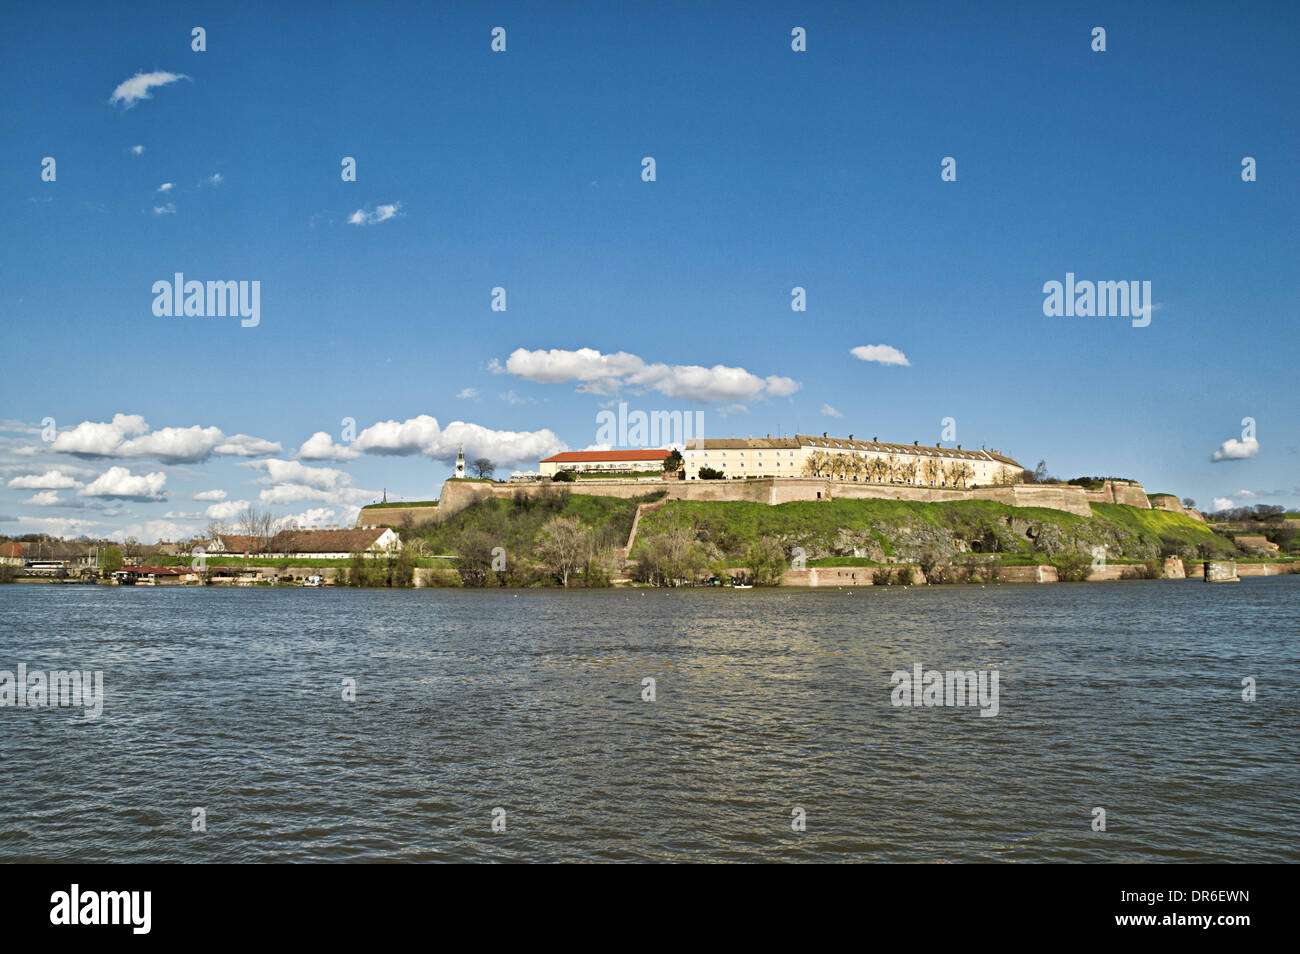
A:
732,583,753,589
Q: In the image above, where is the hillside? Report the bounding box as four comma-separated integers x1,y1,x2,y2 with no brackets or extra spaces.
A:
405,489,1253,586
630,497,1239,565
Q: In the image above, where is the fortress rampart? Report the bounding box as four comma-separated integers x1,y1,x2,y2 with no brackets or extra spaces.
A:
430,475,1139,522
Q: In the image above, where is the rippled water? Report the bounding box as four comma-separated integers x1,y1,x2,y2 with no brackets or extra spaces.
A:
1,579,1296,862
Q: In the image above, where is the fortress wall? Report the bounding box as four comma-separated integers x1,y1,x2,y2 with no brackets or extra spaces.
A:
1148,494,1187,516
1109,481,1151,508
1082,480,1151,509
435,475,1106,521
357,504,440,528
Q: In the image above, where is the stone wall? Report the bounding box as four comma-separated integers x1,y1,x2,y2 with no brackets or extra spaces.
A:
1083,480,1152,509
1149,494,1187,515
356,503,439,528
1205,561,1239,582
436,475,1100,521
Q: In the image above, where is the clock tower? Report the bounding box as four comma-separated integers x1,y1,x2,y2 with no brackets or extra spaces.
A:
454,443,466,478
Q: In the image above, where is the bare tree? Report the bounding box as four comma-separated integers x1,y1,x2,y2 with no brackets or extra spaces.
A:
238,504,276,556
537,515,588,587
472,458,495,479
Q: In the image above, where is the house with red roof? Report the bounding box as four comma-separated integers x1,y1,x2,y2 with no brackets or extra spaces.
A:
538,448,670,477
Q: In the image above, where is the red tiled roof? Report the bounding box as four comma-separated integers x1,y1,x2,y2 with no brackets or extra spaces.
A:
0,542,25,557
541,449,669,463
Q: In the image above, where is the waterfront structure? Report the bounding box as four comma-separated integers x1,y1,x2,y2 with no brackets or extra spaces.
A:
679,433,1022,487
210,527,401,559
538,448,670,477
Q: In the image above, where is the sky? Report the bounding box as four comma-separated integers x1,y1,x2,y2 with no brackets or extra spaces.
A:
2,0,1298,542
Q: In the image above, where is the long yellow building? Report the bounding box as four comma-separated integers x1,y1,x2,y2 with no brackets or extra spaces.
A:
681,433,1022,487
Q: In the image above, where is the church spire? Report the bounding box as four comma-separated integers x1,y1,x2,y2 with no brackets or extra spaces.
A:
454,443,466,478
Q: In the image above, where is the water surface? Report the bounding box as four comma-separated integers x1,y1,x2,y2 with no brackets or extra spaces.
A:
1,579,1295,862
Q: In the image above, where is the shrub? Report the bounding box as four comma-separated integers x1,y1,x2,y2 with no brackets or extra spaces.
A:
1053,549,1091,582
873,567,893,586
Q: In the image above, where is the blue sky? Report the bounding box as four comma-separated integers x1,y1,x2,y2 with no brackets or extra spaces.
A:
2,0,1298,541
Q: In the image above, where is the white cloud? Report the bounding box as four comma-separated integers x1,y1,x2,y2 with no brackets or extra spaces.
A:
456,388,480,399
7,469,82,489
851,344,910,367
117,425,224,463
820,403,843,419
275,507,338,529
257,484,375,507
24,517,101,536
205,499,250,521
354,414,564,465
1212,497,1235,511
28,491,61,506
1211,438,1259,462
502,347,801,403
192,489,227,502
1236,489,1256,498
157,182,174,193
50,415,279,463
296,431,360,461
131,144,144,156
52,414,149,456
200,173,223,187
109,71,189,108
153,203,176,216
78,466,166,501
244,459,353,492
348,202,402,226
214,434,283,457
764,376,801,398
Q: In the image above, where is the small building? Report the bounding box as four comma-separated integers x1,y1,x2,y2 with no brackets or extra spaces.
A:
0,542,25,566
113,565,196,585
208,527,401,560
539,449,670,477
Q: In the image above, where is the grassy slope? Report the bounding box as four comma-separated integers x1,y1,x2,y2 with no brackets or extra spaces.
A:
630,497,1237,562
413,491,659,557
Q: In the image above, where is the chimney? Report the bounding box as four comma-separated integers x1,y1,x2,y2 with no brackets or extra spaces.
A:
848,434,853,440
957,444,962,450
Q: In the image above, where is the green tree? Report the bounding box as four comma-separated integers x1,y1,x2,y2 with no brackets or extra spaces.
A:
743,536,786,585
100,546,124,575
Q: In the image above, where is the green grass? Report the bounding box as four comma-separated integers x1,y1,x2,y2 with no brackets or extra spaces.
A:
1087,503,1236,557
413,490,662,558
635,497,1092,559
627,496,1239,564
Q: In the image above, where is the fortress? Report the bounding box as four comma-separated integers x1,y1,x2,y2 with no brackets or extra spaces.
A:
358,431,1193,528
